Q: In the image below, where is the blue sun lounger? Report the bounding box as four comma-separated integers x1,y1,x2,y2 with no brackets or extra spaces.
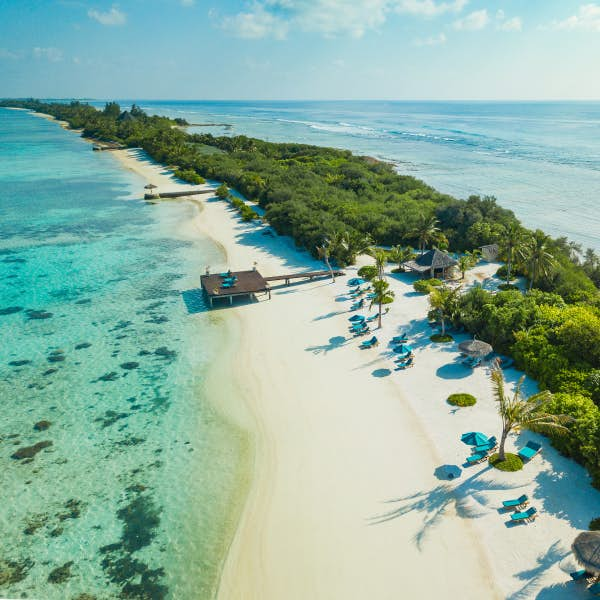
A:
589,581,600,595
350,299,364,311
359,336,378,349
518,441,542,462
395,357,414,370
366,314,378,322
502,494,528,509
473,436,498,453
394,351,411,361
391,335,408,345
466,451,488,465
510,507,538,523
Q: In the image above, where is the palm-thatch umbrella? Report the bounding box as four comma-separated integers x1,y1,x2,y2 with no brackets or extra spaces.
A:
458,338,493,358
144,183,157,190
572,531,600,575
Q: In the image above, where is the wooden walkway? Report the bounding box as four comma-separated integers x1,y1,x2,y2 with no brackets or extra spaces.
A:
264,269,345,286
144,189,213,200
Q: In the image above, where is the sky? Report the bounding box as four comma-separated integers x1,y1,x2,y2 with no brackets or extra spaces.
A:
1,0,600,100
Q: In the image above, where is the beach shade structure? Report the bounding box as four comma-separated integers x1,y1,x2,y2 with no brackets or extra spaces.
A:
348,315,366,322
572,531,600,575
144,183,158,190
461,431,489,446
434,464,462,480
347,277,365,287
458,339,493,358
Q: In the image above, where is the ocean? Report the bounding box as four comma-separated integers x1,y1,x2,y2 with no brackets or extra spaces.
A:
109,100,600,252
0,108,248,599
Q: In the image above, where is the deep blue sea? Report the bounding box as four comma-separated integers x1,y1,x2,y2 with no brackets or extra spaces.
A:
104,100,600,252
0,108,248,599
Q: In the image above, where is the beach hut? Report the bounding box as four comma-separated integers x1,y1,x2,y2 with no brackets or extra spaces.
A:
572,531,600,575
404,249,458,280
480,243,499,262
458,338,493,358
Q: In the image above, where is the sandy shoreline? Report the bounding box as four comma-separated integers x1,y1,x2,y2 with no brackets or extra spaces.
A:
25,111,600,599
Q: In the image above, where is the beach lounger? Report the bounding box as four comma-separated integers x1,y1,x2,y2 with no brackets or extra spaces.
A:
359,336,378,349
510,507,538,523
589,581,600,595
348,314,365,322
221,282,235,289
502,494,529,510
395,357,414,370
569,569,593,582
465,451,488,465
366,314,378,322
350,300,364,311
394,351,411,361
366,293,376,299
518,441,542,462
391,335,408,344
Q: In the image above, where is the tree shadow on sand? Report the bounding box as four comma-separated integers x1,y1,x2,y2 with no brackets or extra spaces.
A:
369,467,522,551
506,540,572,600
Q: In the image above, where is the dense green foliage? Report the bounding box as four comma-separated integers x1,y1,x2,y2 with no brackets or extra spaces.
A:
447,393,477,407
457,287,600,485
590,517,600,531
357,265,378,281
489,453,523,471
413,278,442,294
174,168,205,185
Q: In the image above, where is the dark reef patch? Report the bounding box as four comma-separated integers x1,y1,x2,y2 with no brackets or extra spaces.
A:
120,362,139,370
57,499,85,522
75,342,92,350
95,410,129,429
110,320,132,332
153,347,176,359
43,368,58,376
26,309,53,320
1,256,26,264
96,372,119,382
74,298,92,305
34,420,52,431
47,561,73,584
0,557,34,586
8,359,31,367
23,513,49,535
144,315,169,324
11,440,53,460
47,350,66,363
0,306,23,316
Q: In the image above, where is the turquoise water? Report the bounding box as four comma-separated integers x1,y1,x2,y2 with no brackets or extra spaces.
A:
0,109,248,599
109,100,600,251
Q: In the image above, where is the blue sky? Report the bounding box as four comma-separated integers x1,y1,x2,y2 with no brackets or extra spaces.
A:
1,0,600,99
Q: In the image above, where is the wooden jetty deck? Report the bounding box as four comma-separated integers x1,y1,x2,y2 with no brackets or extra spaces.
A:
201,269,345,307
144,189,213,200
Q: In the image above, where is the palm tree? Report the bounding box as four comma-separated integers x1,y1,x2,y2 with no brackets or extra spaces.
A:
388,245,413,272
519,231,555,290
370,249,388,280
428,285,460,336
369,279,395,329
316,239,335,283
411,213,440,255
491,368,571,462
457,251,479,280
502,223,523,284
344,231,374,264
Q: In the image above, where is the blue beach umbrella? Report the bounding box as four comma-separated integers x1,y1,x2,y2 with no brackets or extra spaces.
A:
461,432,489,446
394,344,413,354
348,315,366,322
347,277,365,286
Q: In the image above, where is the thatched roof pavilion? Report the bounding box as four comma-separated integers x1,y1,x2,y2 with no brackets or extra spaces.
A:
404,249,458,279
572,531,600,574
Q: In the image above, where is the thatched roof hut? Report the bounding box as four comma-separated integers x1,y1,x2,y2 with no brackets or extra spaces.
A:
404,249,458,279
572,531,600,574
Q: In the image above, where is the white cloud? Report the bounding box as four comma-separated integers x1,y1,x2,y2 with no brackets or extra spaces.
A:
498,16,522,31
181,0,195,5
88,5,126,26
553,3,600,31
396,0,467,17
221,3,289,39
453,9,488,30
218,0,468,40
414,32,446,45
32,47,64,62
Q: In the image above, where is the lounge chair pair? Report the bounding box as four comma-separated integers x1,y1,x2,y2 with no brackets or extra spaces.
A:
359,336,378,349
472,436,497,454
465,451,488,465
350,299,365,311
518,441,542,462
510,507,538,523
391,335,408,345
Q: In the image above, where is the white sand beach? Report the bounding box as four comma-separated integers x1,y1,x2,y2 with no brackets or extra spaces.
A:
107,146,600,599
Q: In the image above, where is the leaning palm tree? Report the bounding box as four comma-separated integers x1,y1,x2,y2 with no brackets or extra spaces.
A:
388,245,414,272
316,239,335,283
369,278,394,329
428,285,460,336
411,213,440,255
502,222,523,285
491,368,571,462
519,231,556,290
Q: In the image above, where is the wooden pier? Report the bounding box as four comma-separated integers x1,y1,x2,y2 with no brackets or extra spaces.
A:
144,189,213,200
201,269,345,307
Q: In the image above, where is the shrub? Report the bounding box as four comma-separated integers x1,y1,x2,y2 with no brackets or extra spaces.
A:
447,393,476,407
215,183,229,200
498,283,519,291
590,517,600,531
431,333,453,343
174,168,204,185
358,265,378,281
413,278,442,294
496,265,516,281
489,453,523,471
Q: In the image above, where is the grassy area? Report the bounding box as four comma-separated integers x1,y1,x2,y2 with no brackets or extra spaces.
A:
431,333,453,343
489,452,524,471
447,393,476,407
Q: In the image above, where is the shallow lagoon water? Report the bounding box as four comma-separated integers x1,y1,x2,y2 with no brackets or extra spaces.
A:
0,109,248,599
